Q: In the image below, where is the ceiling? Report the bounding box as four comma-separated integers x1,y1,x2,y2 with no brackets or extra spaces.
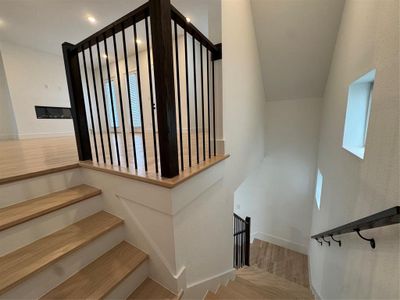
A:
251,0,345,101
0,0,211,56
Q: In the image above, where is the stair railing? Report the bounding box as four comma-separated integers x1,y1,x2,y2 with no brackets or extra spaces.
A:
311,206,400,249
62,0,221,178
233,213,251,268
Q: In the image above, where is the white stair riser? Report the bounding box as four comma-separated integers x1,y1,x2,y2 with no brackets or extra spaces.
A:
105,260,149,300
1,226,124,299
0,169,81,208
0,195,102,256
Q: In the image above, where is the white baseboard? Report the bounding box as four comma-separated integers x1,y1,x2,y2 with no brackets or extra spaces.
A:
0,133,18,140
216,139,225,155
310,283,322,300
308,256,322,300
184,268,235,300
18,132,74,139
252,231,308,255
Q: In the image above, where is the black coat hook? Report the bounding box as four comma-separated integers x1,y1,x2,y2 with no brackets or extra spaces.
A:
355,229,375,249
330,235,342,247
315,238,322,246
322,236,331,246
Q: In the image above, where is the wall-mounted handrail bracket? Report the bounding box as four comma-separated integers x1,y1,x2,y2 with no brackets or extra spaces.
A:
330,234,342,247
322,236,331,246
315,238,323,246
355,229,375,249
311,206,399,250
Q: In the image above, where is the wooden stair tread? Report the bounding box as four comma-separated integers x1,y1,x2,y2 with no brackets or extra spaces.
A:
205,291,219,300
127,278,177,300
250,239,310,287
42,241,147,299
237,266,313,297
217,279,265,299
233,277,313,299
207,267,314,300
0,211,122,295
0,184,101,231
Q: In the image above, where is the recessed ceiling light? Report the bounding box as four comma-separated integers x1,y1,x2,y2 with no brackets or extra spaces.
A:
87,15,97,24
136,39,142,45
185,17,191,23
102,54,108,59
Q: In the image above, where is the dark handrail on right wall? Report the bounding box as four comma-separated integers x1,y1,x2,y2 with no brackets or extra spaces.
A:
311,206,400,249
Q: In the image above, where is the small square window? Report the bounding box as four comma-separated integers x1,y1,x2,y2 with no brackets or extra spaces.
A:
315,169,323,210
342,69,376,159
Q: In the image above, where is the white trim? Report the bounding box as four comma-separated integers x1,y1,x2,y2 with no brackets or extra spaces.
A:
216,139,225,155
310,283,322,300
183,268,235,300
116,202,178,278
307,256,322,299
251,231,308,255
0,133,18,140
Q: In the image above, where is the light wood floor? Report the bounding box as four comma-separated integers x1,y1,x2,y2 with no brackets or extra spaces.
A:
0,137,79,184
0,133,227,187
250,239,310,287
206,240,313,299
128,278,178,300
206,266,314,299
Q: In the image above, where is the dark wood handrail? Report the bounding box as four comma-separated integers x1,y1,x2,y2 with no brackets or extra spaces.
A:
170,5,219,55
74,3,150,52
311,206,400,248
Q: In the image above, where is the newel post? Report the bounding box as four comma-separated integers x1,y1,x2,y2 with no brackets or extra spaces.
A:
62,42,92,161
149,0,179,178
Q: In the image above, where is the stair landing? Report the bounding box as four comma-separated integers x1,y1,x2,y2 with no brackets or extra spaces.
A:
206,267,314,299
0,136,228,188
250,239,310,287
206,240,313,299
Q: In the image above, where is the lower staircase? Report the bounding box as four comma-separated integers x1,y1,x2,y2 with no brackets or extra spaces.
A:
0,184,179,299
206,266,314,299
1,181,313,299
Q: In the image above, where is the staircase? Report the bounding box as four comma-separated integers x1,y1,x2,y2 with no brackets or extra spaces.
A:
206,238,314,300
0,184,179,299
205,266,314,299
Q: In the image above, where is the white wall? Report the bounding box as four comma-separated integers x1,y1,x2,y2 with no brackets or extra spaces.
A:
309,0,399,299
250,0,345,101
0,42,73,139
80,160,234,299
221,0,266,192
0,50,18,139
235,98,321,254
